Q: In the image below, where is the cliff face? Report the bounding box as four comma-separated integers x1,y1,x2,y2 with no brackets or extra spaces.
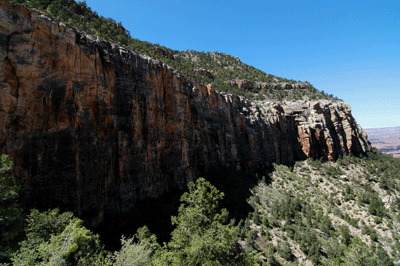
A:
0,1,370,222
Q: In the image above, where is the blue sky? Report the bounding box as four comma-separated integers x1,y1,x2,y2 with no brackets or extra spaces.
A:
84,0,399,129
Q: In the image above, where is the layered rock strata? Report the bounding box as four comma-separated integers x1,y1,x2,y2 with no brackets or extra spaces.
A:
0,1,370,222
226,79,310,91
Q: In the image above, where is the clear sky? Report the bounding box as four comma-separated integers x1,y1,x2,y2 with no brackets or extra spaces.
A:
84,0,399,129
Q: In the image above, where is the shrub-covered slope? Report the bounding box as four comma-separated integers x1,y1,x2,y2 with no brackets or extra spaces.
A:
170,50,337,101
242,149,400,265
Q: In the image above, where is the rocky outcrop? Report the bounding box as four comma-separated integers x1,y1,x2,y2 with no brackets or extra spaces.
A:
0,1,370,223
194,68,213,78
154,46,174,60
226,79,309,91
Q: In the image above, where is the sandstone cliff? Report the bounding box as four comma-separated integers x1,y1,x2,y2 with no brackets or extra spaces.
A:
0,1,370,223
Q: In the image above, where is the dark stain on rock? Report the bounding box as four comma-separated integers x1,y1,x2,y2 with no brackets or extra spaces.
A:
37,78,66,116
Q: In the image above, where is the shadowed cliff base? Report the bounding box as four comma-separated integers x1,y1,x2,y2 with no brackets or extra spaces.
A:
92,167,266,251
91,187,182,251
204,167,263,220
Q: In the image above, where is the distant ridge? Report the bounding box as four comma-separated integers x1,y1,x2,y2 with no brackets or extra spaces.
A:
365,126,400,138
365,126,400,158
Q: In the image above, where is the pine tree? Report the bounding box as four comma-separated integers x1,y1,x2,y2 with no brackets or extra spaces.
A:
155,177,253,265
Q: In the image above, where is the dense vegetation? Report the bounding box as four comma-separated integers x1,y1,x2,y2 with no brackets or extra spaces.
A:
2,150,400,265
8,0,339,101
0,155,24,262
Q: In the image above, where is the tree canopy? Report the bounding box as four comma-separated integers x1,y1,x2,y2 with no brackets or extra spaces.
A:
0,155,24,263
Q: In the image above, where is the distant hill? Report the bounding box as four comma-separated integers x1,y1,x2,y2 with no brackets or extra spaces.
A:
365,127,400,158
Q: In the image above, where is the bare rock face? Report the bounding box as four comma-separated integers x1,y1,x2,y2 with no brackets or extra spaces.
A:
0,2,370,223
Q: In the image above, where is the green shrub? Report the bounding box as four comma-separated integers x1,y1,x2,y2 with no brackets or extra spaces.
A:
370,232,378,242
277,241,293,261
369,196,386,217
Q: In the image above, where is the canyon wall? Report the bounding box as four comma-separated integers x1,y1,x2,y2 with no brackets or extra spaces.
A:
0,1,370,223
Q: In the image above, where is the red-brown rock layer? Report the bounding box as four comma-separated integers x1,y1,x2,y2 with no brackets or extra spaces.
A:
0,1,370,222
